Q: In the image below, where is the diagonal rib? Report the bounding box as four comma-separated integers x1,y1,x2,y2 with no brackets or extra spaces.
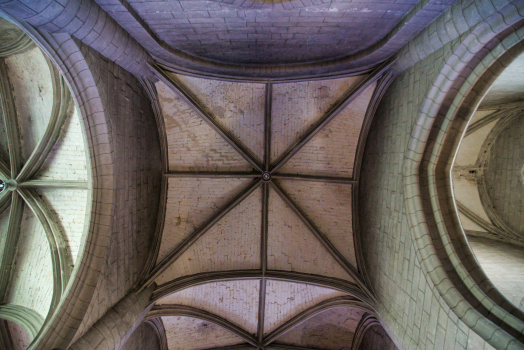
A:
17,59,72,182
269,181,375,303
142,178,263,289
18,188,72,311
150,63,263,172
0,59,21,178
270,59,394,173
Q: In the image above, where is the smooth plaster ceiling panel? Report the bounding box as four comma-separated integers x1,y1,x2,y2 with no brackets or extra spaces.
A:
270,76,363,163
158,177,252,263
156,188,261,283
5,47,53,163
267,188,353,282
156,81,252,172
279,82,376,177
276,307,364,349
162,316,245,350
36,188,88,263
7,205,52,318
158,280,260,334
6,320,31,350
172,73,266,163
454,119,497,167
278,180,356,267
263,280,346,335
35,107,88,181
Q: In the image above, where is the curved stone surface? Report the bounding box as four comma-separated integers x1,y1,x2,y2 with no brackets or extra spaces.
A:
483,115,524,235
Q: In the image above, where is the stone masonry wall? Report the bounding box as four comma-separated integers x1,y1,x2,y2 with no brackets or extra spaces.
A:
121,322,160,350
71,41,162,341
358,325,398,350
359,32,498,350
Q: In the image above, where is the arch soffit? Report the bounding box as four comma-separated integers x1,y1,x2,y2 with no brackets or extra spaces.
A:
403,4,524,349
0,13,116,350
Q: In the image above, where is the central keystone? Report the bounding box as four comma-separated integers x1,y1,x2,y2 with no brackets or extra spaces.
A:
262,172,271,182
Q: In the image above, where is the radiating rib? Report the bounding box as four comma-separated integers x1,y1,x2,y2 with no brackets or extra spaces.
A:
18,180,88,189
271,174,356,184
150,63,263,172
0,190,11,216
142,178,262,289
165,171,260,179
146,305,259,347
151,269,367,304
264,82,272,171
0,156,10,179
263,296,376,346
17,60,72,182
270,59,394,173
269,181,375,302
145,318,169,350
257,278,267,344
0,59,21,178
18,188,71,311
0,304,44,341
0,191,23,303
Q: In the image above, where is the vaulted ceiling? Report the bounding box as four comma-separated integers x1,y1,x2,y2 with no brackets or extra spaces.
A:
0,18,89,347
136,60,389,349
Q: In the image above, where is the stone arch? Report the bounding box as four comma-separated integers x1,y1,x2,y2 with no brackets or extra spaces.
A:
403,4,524,349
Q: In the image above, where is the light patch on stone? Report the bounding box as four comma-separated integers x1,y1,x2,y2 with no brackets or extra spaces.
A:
278,180,356,267
157,81,252,171
173,73,266,163
158,280,260,334
7,206,52,319
157,187,261,284
36,188,88,263
158,177,253,263
6,319,30,350
35,107,88,181
279,82,376,177
264,280,346,335
452,177,491,222
276,306,364,349
270,76,363,163
162,316,245,350
5,46,53,163
267,187,353,282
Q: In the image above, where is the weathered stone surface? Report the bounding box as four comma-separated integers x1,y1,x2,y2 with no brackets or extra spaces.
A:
279,180,356,267
264,280,346,335
7,206,52,318
271,76,362,163
158,177,253,263
158,280,260,334
35,107,88,181
280,82,376,177
157,187,261,284
157,80,252,172
162,316,244,350
267,187,353,282
5,47,53,163
173,73,266,163
277,306,364,349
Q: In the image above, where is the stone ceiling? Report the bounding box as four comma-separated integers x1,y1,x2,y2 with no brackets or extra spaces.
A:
139,62,383,349
0,19,89,346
